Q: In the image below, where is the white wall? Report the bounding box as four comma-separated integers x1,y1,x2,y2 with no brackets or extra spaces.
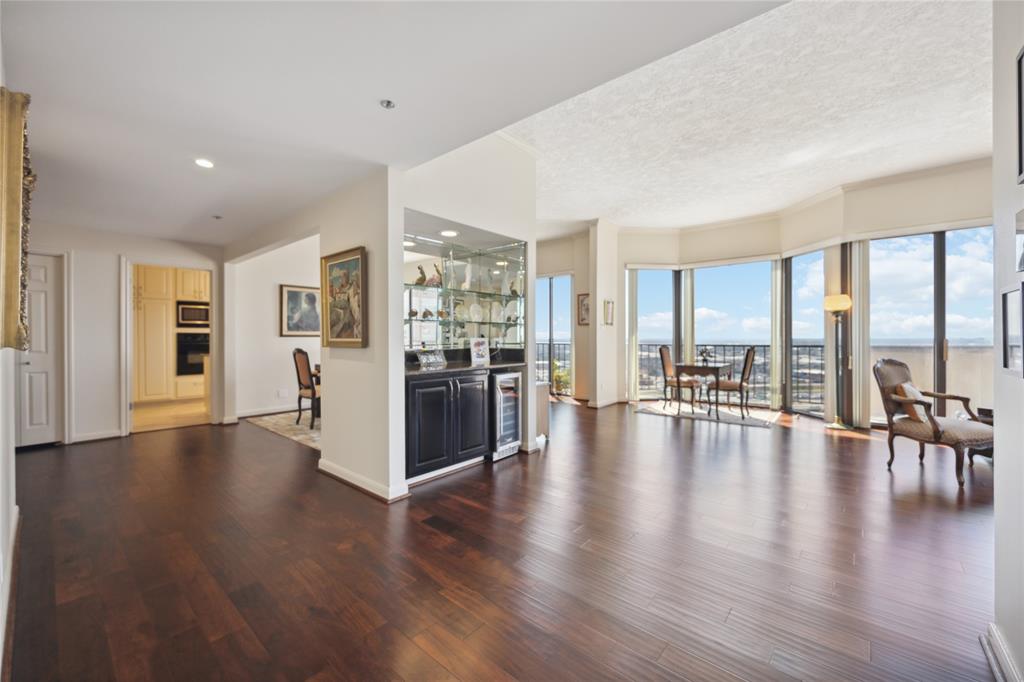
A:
537,231,592,400
0,16,19,663
29,223,223,440
991,3,1024,676
405,134,540,449
234,234,321,417
590,218,620,407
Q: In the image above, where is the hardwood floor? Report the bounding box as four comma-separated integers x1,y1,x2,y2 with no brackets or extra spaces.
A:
132,399,209,433
11,403,994,680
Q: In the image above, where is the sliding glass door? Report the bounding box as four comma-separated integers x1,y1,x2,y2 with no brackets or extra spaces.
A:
867,227,993,421
788,250,826,416
535,274,573,395
635,269,675,398
693,261,772,406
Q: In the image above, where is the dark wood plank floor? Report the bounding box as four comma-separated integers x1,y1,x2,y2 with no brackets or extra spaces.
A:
12,403,994,681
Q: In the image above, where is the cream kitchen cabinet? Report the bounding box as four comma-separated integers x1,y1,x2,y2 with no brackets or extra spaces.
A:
177,268,211,302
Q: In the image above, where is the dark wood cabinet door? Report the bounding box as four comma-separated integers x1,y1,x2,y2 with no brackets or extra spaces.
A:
406,378,452,477
454,372,490,462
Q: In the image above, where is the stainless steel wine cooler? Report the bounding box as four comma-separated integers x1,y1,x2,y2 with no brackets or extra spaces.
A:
491,372,522,461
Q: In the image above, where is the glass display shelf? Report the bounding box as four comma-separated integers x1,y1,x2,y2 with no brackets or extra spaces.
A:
403,240,526,350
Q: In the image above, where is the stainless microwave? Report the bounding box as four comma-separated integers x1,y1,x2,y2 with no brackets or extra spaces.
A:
177,302,210,327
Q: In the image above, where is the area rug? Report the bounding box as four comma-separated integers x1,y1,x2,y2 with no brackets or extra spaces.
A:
246,411,321,450
634,401,780,428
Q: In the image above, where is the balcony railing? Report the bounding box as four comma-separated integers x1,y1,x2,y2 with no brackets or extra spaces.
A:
637,343,827,411
536,342,572,394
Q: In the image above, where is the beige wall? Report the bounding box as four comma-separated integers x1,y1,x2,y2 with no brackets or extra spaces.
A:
992,2,1024,675
234,234,322,417
29,222,224,440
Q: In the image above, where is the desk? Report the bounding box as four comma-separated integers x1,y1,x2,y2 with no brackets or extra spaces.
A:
676,363,730,420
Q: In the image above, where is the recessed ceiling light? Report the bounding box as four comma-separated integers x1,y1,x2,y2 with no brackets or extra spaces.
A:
195,158,214,169
212,215,223,220
495,260,507,266
439,230,458,238
403,240,415,247
379,99,396,110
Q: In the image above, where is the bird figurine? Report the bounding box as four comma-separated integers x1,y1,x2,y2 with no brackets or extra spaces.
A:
437,309,448,319
421,309,433,319
414,265,427,286
510,286,519,297
425,262,442,287
408,308,418,319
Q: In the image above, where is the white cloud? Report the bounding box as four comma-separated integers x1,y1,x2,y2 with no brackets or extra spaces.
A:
797,257,824,301
742,316,771,333
694,307,731,333
637,311,673,330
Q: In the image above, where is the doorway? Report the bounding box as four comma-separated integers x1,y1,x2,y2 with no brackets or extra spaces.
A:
535,274,573,396
130,263,213,433
15,253,65,447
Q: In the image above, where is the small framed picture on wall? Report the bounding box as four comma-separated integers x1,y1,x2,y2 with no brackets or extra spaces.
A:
577,293,590,326
1002,286,1022,373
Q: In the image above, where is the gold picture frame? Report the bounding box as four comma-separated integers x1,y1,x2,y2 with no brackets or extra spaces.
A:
320,246,368,348
0,87,33,350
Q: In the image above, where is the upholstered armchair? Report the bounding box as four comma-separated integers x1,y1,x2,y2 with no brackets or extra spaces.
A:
872,358,993,486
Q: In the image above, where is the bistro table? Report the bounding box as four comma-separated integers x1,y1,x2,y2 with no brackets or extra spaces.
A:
675,363,731,420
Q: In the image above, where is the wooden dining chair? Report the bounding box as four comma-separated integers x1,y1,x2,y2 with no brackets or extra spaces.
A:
659,345,701,414
709,346,756,418
292,348,321,429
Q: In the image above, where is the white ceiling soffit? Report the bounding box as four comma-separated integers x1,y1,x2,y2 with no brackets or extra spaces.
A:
505,0,992,235
2,1,779,246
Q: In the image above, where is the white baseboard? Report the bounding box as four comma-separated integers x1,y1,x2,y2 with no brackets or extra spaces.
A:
220,416,239,425
236,405,295,419
317,459,408,502
986,623,1023,682
73,429,123,443
587,398,619,409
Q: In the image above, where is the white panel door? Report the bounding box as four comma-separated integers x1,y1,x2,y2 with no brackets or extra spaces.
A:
16,254,62,446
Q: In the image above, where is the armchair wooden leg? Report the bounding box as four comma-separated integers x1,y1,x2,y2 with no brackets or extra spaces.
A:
296,397,302,425
968,449,975,467
886,432,896,469
918,442,925,463
953,445,965,487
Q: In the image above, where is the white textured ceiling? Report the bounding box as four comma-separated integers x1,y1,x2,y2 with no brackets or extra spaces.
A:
506,1,992,235
2,1,778,245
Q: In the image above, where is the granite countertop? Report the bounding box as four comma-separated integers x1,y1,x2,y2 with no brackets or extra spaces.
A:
405,360,526,378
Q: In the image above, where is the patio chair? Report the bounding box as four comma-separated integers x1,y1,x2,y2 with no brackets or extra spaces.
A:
659,345,701,414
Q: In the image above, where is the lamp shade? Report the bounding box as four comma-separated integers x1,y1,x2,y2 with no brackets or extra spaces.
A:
823,294,853,313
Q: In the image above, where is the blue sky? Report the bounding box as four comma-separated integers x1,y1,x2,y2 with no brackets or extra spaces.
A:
631,226,993,345
535,274,572,341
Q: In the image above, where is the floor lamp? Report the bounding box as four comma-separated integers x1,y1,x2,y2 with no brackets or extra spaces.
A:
824,294,852,430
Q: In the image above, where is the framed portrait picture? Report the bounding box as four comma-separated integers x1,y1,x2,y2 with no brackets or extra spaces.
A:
1016,209,1024,272
279,284,321,337
321,246,368,348
577,293,590,326
1002,286,1022,373
1018,44,1024,184
470,337,489,367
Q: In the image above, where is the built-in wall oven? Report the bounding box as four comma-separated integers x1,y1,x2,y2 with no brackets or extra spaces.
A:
491,372,522,461
177,331,210,376
177,302,211,327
